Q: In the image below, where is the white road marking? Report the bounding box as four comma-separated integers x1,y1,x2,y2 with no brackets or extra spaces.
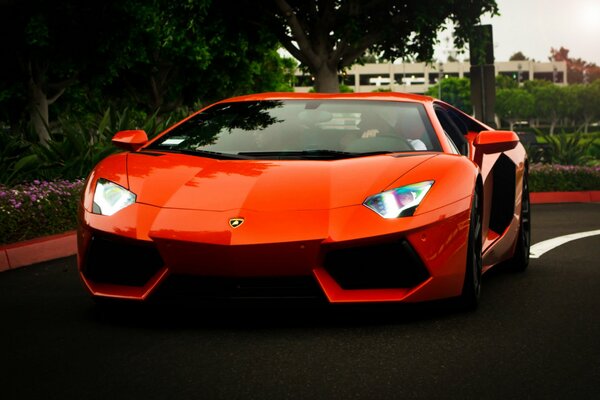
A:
530,229,600,259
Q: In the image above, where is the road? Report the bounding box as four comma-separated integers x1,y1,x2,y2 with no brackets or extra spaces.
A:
1,203,599,400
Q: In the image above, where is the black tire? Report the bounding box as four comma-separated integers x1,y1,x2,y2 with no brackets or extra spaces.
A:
508,167,531,272
458,188,483,310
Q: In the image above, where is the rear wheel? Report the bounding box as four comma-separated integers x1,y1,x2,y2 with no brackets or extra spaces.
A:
508,167,531,272
458,188,483,310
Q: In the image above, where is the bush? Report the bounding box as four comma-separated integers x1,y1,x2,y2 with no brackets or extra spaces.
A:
0,107,189,185
529,164,600,192
0,179,84,245
539,133,598,166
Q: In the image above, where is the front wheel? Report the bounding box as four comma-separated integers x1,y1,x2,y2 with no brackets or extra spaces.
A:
458,188,483,310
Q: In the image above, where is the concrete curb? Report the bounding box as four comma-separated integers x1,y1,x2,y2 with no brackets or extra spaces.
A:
1,191,599,271
0,231,76,272
530,191,600,204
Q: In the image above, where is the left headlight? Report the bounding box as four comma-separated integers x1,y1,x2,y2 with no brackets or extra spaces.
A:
363,180,434,218
92,178,136,216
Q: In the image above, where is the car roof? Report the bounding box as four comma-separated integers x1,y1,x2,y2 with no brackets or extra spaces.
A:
219,92,435,104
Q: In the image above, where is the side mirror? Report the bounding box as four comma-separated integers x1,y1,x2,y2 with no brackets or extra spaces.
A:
112,130,148,151
474,130,519,154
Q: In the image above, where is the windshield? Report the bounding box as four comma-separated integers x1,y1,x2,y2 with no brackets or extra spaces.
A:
147,100,441,159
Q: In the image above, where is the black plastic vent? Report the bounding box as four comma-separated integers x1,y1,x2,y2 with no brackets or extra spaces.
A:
323,240,429,290
83,234,164,287
489,154,516,234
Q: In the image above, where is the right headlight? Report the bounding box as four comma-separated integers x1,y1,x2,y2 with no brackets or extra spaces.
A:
92,178,136,216
363,180,434,218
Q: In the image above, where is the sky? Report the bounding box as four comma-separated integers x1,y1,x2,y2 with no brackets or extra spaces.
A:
434,0,600,64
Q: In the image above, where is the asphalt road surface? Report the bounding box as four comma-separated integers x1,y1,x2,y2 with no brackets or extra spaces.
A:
1,203,599,400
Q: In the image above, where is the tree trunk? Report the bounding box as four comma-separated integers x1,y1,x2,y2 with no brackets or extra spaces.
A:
549,120,557,135
583,115,592,134
314,65,340,93
28,79,50,145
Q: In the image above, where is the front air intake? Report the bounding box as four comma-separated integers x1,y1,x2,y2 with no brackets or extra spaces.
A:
323,240,429,290
83,234,164,287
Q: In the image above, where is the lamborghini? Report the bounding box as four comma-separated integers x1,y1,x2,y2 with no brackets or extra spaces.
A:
78,92,530,308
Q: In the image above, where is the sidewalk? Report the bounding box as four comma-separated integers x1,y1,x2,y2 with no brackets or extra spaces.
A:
1,191,599,272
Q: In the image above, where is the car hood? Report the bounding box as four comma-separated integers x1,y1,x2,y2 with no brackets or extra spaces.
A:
126,151,437,211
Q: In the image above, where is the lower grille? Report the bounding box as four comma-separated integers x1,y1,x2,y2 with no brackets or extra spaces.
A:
83,235,164,287
154,276,324,300
323,240,429,290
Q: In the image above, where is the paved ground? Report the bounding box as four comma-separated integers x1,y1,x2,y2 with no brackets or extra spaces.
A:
1,203,599,400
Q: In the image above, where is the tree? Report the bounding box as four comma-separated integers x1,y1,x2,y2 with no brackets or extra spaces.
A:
243,0,498,92
566,82,600,133
0,1,121,143
549,46,600,84
0,0,295,143
495,88,534,130
106,0,294,112
524,80,565,134
509,51,528,61
426,77,472,113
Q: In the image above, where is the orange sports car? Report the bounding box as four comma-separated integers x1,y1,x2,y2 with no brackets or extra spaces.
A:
78,92,530,308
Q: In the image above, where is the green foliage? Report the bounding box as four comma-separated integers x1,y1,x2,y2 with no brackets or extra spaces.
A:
426,77,472,113
95,0,297,110
0,107,188,185
0,0,133,138
496,74,519,89
249,0,498,92
529,164,600,192
496,89,535,128
0,179,84,245
0,130,32,185
509,51,528,61
0,0,296,139
563,81,600,132
371,87,391,92
540,133,597,166
528,83,563,128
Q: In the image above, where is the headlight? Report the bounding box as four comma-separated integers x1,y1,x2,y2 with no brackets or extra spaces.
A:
92,178,136,216
363,180,434,218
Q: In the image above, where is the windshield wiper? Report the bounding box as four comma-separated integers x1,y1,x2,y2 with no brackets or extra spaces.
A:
237,149,398,159
238,149,348,155
357,151,395,156
237,149,360,158
154,148,248,160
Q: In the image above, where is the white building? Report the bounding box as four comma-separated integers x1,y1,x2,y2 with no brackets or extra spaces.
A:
294,60,568,93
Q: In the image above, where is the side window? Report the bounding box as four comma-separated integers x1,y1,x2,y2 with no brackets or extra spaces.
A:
443,131,460,154
434,108,469,156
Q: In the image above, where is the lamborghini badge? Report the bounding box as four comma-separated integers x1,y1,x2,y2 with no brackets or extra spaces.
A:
229,218,244,228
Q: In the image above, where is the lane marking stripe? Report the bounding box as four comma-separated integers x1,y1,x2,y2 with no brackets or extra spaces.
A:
530,229,600,259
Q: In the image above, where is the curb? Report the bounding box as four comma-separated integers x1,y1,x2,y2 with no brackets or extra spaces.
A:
0,231,77,272
530,191,600,204
1,191,599,271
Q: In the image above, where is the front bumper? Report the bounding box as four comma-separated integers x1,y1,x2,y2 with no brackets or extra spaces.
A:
78,198,471,303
